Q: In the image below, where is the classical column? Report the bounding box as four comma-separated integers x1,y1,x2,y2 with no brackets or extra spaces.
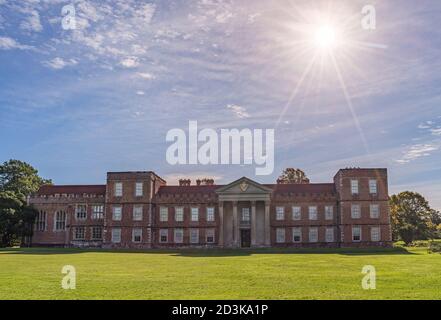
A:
264,201,271,246
218,202,224,247
232,201,239,246
251,201,257,246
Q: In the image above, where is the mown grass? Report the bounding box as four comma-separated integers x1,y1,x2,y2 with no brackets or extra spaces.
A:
0,245,440,300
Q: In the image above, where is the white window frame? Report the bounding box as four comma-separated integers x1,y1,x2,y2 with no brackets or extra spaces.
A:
159,207,168,222
114,182,123,197
292,227,302,243
351,204,361,219
190,228,199,244
370,204,380,219
175,207,184,222
369,179,378,194
91,226,102,240
352,226,362,242
241,207,251,222
325,227,334,243
308,206,318,221
54,211,66,231
276,207,285,221
276,228,285,243
76,204,87,220
351,179,359,195
132,228,142,243
74,226,85,240
325,206,333,220
135,182,143,197
206,229,215,243
159,229,168,243
112,206,122,221
112,228,121,243
174,228,184,243
292,206,301,221
92,205,104,220
133,205,143,221
206,207,215,222
191,207,199,222
36,211,47,231
371,226,381,242
309,227,318,243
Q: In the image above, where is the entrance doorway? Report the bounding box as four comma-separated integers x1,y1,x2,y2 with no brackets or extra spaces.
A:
240,229,251,248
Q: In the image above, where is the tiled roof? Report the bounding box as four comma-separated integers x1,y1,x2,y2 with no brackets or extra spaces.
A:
36,185,106,195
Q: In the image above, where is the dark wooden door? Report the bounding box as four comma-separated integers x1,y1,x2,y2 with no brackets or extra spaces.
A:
241,229,251,248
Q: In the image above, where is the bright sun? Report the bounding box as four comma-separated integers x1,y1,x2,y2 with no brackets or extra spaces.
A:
313,25,339,50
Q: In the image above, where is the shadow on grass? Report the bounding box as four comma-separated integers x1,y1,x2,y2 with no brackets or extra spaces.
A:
0,246,415,257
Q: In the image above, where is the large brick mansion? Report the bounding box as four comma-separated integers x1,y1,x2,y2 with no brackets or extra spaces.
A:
29,168,392,248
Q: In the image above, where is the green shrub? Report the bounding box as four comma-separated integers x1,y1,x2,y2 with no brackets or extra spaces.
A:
428,241,441,254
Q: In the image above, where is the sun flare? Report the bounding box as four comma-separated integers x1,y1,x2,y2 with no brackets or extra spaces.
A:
313,25,339,50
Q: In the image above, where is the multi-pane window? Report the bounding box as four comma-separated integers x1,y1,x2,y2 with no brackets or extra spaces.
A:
352,226,361,242
160,207,168,222
74,227,85,240
206,229,215,243
35,211,46,231
190,229,199,244
351,204,361,219
309,227,318,243
325,227,334,243
276,228,285,243
133,205,143,221
191,207,199,222
159,229,168,243
325,206,333,220
369,179,378,194
112,228,121,243
241,208,250,222
92,205,104,220
175,207,184,222
308,206,318,220
206,207,215,222
276,207,285,221
91,227,102,240
135,182,143,197
112,206,122,221
371,227,380,242
132,228,142,243
370,204,380,219
292,227,302,243
292,206,301,220
76,204,87,220
351,180,359,195
54,211,66,231
174,228,184,243
114,182,123,197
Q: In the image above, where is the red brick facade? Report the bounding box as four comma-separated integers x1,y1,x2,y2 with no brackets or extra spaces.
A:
28,168,392,248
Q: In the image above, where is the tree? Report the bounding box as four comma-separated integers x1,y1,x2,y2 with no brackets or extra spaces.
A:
278,168,310,184
389,191,434,245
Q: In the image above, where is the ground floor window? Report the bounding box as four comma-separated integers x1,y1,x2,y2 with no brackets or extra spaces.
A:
174,228,184,243
54,211,66,231
325,227,334,243
112,228,121,243
352,226,362,242
36,211,46,231
276,228,285,243
91,227,102,240
190,229,199,244
74,227,85,240
309,227,318,243
132,228,142,243
159,229,168,243
292,227,302,243
206,229,215,243
371,227,381,242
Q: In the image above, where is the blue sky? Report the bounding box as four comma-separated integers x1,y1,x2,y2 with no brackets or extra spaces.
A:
0,0,440,210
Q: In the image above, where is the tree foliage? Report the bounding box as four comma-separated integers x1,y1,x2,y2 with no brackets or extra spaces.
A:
278,168,310,184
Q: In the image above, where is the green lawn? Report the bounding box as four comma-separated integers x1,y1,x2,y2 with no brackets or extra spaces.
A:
0,246,440,300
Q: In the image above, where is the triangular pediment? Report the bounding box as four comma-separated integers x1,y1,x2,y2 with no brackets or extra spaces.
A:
216,177,272,195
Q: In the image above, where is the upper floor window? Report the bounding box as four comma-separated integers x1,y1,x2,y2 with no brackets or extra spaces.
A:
160,207,168,222
292,227,302,243
133,205,143,221
370,204,380,219
351,179,359,195
351,204,361,219
326,227,334,243
159,229,168,243
92,205,104,220
132,228,142,243
309,227,318,243
112,206,122,221
190,229,199,244
325,206,333,220
74,227,85,240
54,211,66,231
191,207,199,222
276,207,285,221
135,182,143,197
352,226,361,242
35,211,46,231
369,179,378,194
175,207,184,222
91,227,102,240
114,182,123,197
308,206,318,220
241,208,250,222
174,228,184,243
292,206,301,221
276,228,285,243
371,227,380,242
76,204,87,220
112,228,121,243
206,229,215,243
206,207,215,222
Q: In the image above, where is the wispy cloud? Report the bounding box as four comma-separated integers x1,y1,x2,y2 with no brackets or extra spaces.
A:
396,144,439,164
227,104,250,119
43,57,78,70
0,36,33,50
